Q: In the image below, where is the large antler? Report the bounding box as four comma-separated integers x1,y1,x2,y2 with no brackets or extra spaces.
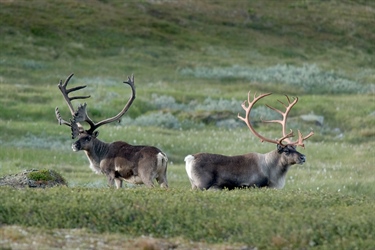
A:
238,92,313,148
72,75,136,136
55,73,90,127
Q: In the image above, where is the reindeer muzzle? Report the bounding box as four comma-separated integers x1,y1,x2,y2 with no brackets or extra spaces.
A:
299,154,306,164
71,142,80,152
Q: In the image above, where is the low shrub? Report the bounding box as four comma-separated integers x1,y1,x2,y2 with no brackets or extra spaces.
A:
179,64,374,94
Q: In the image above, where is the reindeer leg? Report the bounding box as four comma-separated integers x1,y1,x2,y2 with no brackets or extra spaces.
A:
142,178,155,188
189,181,198,190
156,166,168,188
114,178,123,189
107,175,115,187
208,185,221,191
140,174,155,188
137,164,156,188
156,176,168,188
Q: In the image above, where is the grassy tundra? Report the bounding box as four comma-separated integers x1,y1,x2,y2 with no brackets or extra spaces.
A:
0,1,374,249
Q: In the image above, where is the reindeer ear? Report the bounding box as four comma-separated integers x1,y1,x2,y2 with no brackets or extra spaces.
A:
277,144,285,153
93,131,99,138
70,120,80,139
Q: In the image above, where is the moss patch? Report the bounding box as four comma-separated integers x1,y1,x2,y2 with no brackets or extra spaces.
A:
0,169,68,188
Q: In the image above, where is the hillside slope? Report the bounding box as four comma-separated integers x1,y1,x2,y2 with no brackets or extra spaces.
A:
0,0,374,144
1,0,374,75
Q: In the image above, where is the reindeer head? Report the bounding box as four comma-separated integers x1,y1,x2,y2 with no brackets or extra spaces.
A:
238,92,314,165
55,73,136,152
276,144,306,166
70,129,99,152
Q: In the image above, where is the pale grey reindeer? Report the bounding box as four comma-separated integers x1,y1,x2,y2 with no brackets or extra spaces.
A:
184,92,314,190
55,73,168,189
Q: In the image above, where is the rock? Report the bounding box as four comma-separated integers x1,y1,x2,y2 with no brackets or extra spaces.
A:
0,169,68,188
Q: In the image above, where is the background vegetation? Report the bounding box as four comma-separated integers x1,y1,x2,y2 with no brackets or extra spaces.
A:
0,0,374,249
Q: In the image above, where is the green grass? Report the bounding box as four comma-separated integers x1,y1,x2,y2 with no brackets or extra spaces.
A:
1,124,374,248
1,0,375,249
0,187,373,249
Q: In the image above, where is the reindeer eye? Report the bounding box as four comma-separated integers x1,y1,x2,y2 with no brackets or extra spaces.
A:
85,136,91,142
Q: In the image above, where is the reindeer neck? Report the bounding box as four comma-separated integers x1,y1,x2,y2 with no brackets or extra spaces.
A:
261,150,279,167
261,149,290,189
84,138,110,165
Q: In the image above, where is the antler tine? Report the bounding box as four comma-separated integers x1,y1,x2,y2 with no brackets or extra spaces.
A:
56,74,92,140
74,74,136,135
57,73,91,116
278,95,291,107
288,130,315,148
124,74,135,86
262,95,299,144
56,73,91,135
55,107,71,127
72,103,96,128
277,130,295,146
263,95,314,147
238,91,284,145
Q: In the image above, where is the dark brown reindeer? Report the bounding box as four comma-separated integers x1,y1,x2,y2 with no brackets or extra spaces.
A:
55,73,168,189
184,92,314,190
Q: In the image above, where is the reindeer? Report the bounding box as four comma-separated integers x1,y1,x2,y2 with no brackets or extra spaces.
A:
184,92,314,190
55,73,168,189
